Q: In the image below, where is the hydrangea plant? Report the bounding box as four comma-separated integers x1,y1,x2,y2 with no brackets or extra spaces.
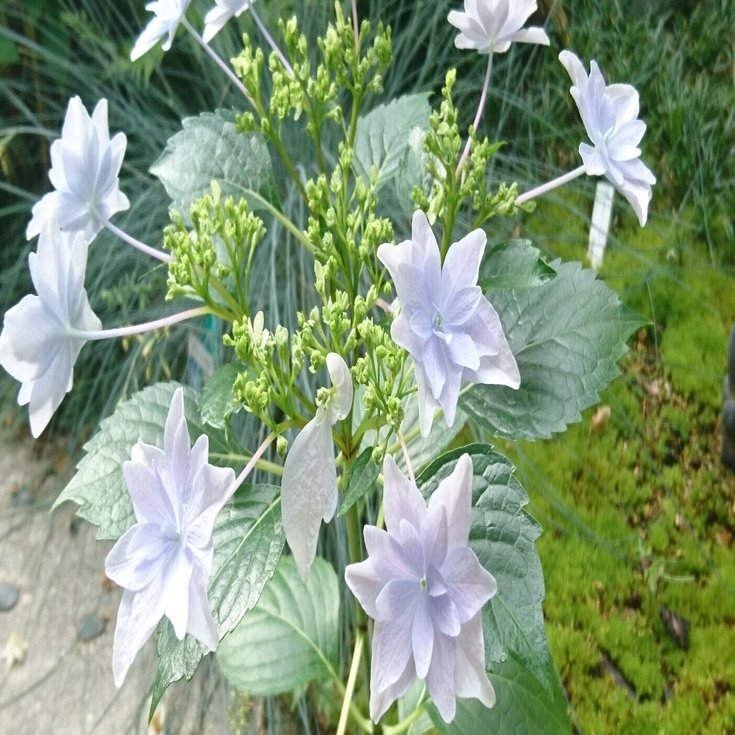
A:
1,0,653,731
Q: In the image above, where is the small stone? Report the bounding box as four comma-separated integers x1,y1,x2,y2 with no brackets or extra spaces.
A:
0,583,19,612
77,612,106,642
11,486,33,508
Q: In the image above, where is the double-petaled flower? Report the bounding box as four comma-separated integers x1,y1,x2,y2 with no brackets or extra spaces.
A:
560,50,656,226
26,97,129,243
281,353,353,581
203,0,256,43
346,453,497,722
378,211,520,436
131,0,192,61
105,387,235,686
448,0,549,55
0,220,100,437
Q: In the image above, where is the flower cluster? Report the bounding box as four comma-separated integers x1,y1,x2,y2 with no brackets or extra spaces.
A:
105,388,235,686
378,211,520,436
346,454,497,722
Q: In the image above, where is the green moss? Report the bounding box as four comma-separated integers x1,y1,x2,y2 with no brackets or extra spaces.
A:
504,206,735,733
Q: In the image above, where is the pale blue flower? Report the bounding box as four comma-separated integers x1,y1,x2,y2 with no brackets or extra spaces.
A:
0,220,100,437
203,0,255,43
131,0,191,61
560,50,656,226
378,211,520,437
448,0,549,55
346,454,497,723
26,97,129,243
281,353,353,581
105,388,235,686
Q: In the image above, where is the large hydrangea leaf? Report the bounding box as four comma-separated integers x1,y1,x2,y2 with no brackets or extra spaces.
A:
418,444,570,733
150,109,279,219
461,258,644,440
216,556,340,696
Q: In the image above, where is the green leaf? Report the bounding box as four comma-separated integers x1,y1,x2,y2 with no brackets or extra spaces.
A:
150,110,279,220
353,93,431,190
199,361,245,429
337,446,380,517
53,383,237,539
418,444,559,699
479,240,556,291
428,655,569,735
461,260,645,440
150,484,284,712
217,556,340,696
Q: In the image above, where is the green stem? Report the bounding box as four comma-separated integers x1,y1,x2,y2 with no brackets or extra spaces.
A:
268,129,310,204
383,698,426,735
337,631,366,735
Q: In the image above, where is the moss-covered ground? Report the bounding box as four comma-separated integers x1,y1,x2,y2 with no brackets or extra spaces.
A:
500,197,735,734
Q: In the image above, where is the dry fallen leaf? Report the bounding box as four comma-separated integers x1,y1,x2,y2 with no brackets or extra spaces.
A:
2,631,27,669
715,528,733,547
590,405,611,432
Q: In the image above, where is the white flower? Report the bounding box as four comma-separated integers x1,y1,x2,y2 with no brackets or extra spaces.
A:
448,0,550,55
346,454,497,722
26,97,129,243
560,50,656,226
203,0,255,43
281,353,353,581
105,388,235,687
378,211,520,437
0,220,100,437
130,0,191,61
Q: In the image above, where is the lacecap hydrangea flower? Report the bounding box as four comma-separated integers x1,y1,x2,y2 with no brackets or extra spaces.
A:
448,0,549,55
0,219,100,437
131,0,191,61
105,387,235,686
346,454,497,722
26,97,129,243
281,353,353,581
203,0,255,43
560,50,656,226
378,211,520,436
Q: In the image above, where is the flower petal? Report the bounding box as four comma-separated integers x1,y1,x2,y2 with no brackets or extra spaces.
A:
454,613,496,708
281,412,337,581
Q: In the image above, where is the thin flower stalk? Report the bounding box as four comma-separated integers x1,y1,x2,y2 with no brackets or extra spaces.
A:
456,52,493,176
515,164,587,206
250,7,294,76
182,17,256,107
104,220,172,262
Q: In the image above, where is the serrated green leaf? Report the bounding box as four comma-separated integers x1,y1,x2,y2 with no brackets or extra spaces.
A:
479,240,556,291
217,556,340,696
150,110,278,221
418,444,556,697
428,655,570,735
199,361,245,429
353,93,431,190
53,382,238,540
461,260,646,440
150,484,284,713
337,446,380,517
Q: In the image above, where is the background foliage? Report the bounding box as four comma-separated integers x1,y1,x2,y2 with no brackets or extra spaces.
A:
1,0,734,732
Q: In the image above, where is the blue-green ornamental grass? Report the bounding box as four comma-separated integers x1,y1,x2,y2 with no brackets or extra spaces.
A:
0,0,657,731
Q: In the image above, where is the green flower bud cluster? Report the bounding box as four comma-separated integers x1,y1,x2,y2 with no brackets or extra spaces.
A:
163,182,265,317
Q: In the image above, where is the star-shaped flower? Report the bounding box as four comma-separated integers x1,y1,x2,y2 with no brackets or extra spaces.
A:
105,387,235,686
0,220,101,437
378,211,520,437
346,453,497,723
281,353,353,581
131,0,191,61
203,0,255,43
560,50,656,226
26,97,129,243
448,0,550,55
